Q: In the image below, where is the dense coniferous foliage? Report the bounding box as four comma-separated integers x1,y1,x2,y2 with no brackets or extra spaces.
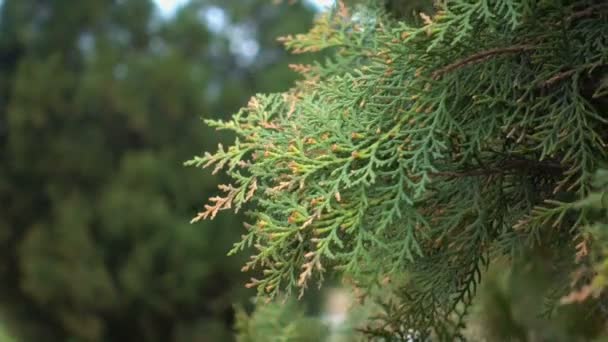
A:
191,0,608,340
0,0,313,340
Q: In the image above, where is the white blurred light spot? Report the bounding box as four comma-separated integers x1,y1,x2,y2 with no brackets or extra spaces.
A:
240,40,260,58
322,289,350,329
154,0,189,17
201,6,228,33
306,0,335,11
228,24,260,66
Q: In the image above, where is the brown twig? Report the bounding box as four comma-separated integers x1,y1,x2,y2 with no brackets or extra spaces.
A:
432,44,537,79
542,69,578,87
541,61,606,88
566,3,608,23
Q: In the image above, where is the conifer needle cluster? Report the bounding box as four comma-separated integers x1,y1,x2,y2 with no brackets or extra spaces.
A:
189,0,608,339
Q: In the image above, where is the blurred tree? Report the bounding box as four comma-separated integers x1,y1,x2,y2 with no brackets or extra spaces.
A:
234,300,329,342
0,0,313,341
0,322,14,342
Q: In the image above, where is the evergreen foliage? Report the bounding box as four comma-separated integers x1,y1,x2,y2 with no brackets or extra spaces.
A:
190,0,608,339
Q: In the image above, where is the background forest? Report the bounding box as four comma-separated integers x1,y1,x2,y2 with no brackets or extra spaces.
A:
3,0,607,341
0,0,318,341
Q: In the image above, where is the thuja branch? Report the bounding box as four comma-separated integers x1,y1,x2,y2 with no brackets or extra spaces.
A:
190,1,608,339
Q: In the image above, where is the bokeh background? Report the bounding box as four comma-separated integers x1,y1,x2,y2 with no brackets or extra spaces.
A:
0,0,328,340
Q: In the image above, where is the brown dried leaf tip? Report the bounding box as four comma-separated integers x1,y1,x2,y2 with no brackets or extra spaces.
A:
191,184,238,223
